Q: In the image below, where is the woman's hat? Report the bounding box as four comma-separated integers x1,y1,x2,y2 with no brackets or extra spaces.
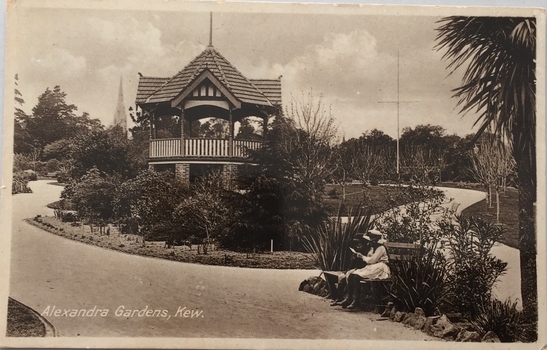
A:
363,228,387,244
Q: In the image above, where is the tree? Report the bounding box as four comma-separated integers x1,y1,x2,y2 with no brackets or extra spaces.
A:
113,170,189,244
236,118,261,140
400,125,448,184
252,93,336,250
62,167,118,233
174,172,229,254
347,136,392,185
331,142,353,201
26,86,101,149
470,134,516,223
436,16,537,332
70,126,142,180
13,74,34,155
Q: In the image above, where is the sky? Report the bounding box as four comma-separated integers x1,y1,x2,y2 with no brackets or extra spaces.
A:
10,2,487,140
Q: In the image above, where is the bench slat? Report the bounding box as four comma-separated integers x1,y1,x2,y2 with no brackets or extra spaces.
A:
385,242,421,249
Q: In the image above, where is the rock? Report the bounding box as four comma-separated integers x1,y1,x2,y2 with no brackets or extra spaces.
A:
414,307,425,317
482,331,501,343
423,316,439,335
402,312,414,325
389,305,398,321
456,330,481,342
299,276,326,295
414,316,426,330
394,311,405,322
430,315,458,339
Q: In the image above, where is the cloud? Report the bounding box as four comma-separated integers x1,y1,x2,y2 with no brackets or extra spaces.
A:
32,48,87,78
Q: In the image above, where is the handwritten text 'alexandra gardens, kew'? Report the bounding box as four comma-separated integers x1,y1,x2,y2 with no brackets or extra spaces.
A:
41,305,204,320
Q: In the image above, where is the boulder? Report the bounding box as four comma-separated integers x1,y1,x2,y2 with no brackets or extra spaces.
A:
402,312,413,325
423,316,439,335
389,305,398,321
394,311,405,322
482,331,501,343
456,330,481,342
430,315,458,340
299,276,327,295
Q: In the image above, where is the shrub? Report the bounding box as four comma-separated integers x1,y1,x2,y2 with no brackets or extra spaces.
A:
471,298,523,342
388,242,448,316
375,184,447,243
301,206,374,271
439,216,507,318
12,172,32,194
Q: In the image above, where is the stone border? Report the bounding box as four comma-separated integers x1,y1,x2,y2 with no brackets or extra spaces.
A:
385,305,501,343
8,297,57,337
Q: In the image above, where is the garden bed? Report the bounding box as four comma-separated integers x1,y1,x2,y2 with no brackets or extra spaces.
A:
26,216,317,270
6,297,46,337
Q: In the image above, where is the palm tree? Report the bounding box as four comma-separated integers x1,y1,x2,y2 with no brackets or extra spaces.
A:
436,16,536,334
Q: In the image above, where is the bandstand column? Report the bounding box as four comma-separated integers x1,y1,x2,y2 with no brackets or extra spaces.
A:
228,108,234,157
180,108,185,156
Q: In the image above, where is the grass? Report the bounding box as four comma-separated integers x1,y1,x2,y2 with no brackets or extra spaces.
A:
26,216,317,269
323,184,424,215
460,187,519,249
6,297,46,337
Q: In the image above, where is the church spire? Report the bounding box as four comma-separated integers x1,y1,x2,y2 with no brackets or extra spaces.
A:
113,76,127,132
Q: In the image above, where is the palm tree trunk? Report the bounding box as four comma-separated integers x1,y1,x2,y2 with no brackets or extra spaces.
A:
516,146,537,339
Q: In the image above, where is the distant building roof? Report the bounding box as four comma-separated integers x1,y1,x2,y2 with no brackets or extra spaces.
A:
136,47,281,108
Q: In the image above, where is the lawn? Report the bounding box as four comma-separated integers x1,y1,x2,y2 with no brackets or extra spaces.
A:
323,183,430,215
460,187,519,249
6,298,46,337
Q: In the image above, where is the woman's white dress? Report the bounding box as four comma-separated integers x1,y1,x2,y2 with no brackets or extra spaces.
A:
352,245,391,280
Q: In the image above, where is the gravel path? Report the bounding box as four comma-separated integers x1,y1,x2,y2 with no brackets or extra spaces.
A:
9,180,435,340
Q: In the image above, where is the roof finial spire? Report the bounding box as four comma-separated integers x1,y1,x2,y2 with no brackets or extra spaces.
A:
208,12,213,47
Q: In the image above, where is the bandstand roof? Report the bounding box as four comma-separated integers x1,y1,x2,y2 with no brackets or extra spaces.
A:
136,46,281,108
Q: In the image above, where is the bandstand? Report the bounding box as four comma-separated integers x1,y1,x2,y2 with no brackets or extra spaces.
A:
135,39,281,186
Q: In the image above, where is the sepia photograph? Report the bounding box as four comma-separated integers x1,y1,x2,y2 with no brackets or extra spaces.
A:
0,0,545,348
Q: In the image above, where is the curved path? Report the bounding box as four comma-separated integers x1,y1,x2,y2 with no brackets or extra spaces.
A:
9,180,434,340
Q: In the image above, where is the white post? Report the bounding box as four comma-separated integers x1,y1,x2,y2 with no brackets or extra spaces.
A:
271,239,274,253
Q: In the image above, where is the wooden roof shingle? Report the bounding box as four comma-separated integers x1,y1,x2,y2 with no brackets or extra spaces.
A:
137,47,278,107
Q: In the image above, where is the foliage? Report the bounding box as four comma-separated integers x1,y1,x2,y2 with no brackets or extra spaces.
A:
173,171,230,253
220,175,285,252
253,103,332,249
12,172,32,195
388,243,448,316
113,170,189,243
15,85,102,151
439,215,507,317
62,167,120,229
374,184,447,243
436,17,537,325
70,126,143,180
301,206,374,271
471,298,524,342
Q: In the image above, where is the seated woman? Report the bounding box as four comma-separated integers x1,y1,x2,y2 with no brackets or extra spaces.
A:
340,228,390,309
329,235,370,306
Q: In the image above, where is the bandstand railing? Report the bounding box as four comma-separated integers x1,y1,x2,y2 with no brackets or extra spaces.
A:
149,138,262,159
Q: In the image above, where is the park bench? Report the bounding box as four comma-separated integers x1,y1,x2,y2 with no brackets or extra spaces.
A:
323,241,421,311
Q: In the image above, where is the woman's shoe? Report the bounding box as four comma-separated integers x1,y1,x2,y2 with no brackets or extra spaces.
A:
340,298,352,309
346,301,360,310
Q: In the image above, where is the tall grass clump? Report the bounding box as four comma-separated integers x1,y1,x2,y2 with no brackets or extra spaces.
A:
472,298,525,342
302,206,373,271
388,241,448,316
